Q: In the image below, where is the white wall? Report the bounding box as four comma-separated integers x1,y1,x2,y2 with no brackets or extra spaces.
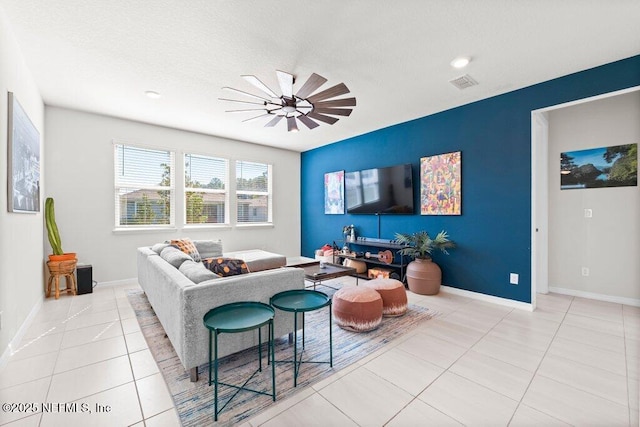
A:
548,91,640,302
45,107,301,283
0,6,45,356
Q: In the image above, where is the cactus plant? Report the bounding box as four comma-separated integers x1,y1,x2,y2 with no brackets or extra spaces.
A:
45,197,63,255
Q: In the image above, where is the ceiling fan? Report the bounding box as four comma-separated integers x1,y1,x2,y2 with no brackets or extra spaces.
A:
220,70,356,132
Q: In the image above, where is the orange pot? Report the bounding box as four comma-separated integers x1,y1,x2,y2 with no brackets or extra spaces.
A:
48,253,77,262
406,258,442,295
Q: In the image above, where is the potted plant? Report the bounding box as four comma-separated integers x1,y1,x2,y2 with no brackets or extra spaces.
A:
394,230,455,295
45,197,76,262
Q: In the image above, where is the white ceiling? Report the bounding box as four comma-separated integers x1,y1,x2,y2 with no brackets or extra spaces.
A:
2,1,639,152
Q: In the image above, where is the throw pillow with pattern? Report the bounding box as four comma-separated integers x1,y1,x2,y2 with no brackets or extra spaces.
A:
170,238,201,262
203,257,250,277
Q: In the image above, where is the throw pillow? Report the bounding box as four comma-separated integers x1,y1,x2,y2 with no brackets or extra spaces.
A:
179,260,219,284
203,257,250,277
193,240,223,259
151,242,170,254
160,246,193,269
170,238,201,262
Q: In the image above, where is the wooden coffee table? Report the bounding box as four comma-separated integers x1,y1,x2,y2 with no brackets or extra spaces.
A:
287,258,357,289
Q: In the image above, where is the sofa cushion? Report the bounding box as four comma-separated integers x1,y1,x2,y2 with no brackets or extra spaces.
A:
170,238,201,262
151,242,170,254
223,249,286,272
194,240,223,259
160,246,193,268
203,257,250,277
179,260,219,284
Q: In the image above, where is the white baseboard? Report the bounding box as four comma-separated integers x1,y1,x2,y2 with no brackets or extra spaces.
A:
548,286,640,307
440,285,533,311
94,278,139,287
440,285,533,312
0,296,44,371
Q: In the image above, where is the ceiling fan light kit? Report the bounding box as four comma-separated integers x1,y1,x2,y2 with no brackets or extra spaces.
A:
220,70,356,132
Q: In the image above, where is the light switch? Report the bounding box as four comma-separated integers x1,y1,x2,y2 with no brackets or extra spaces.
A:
584,209,593,218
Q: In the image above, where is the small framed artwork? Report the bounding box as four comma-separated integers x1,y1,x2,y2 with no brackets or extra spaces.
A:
7,92,41,213
324,170,344,214
561,143,637,190
420,151,461,215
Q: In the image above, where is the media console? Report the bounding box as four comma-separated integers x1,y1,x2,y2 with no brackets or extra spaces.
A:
333,237,411,282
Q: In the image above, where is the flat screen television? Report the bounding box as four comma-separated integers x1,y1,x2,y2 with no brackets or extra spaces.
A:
345,164,414,214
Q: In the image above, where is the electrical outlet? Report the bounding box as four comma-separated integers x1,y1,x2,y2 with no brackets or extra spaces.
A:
509,273,519,285
582,267,590,276
584,209,593,218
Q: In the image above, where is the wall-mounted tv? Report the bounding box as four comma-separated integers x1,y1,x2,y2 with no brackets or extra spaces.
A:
345,163,414,214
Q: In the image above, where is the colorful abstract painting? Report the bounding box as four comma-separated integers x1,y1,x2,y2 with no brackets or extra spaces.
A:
420,151,461,215
324,170,344,214
561,143,637,190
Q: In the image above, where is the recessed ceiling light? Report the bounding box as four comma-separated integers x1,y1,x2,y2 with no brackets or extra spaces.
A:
145,90,161,99
450,57,471,69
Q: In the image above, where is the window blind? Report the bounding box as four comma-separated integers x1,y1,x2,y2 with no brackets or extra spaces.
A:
236,160,271,223
184,153,228,224
114,144,175,227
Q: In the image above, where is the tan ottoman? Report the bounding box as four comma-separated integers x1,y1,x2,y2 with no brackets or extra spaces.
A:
364,278,408,317
332,287,383,332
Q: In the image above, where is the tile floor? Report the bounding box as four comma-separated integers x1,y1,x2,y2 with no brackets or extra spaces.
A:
0,278,638,426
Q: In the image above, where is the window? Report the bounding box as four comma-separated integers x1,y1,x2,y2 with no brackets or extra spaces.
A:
184,153,228,225
236,160,272,224
114,144,175,227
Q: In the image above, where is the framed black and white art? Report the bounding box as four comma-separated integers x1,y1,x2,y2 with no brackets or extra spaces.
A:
7,92,41,213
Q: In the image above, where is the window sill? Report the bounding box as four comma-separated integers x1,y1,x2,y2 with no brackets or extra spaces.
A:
183,224,232,231
112,227,178,234
235,223,274,230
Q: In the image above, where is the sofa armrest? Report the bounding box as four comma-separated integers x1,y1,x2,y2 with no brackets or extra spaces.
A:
181,267,305,369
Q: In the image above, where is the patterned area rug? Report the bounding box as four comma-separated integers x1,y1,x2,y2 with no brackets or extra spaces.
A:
128,287,436,426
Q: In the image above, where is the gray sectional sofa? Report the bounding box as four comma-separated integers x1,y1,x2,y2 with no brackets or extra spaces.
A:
137,240,305,381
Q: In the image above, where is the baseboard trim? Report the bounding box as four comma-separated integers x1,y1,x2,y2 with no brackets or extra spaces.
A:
94,278,139,287
548,286,640,307
0,296,44,371
440,285,533,312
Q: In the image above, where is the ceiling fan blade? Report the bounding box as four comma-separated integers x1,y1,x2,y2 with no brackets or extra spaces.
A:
313,97,356,108
286,116,299,132
298,115,320,129
313,107,352,117
308,111,339,125
222,87,271,102
218,98,266,106
276,70,294,98
307,83,349,103
264,115,284,127
241,75,279,98
242,113,271,122
295,73,327,99
225,108,269,113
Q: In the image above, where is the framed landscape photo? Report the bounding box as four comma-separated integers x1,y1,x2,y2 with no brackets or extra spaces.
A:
324,170,344,214
7,92,41,213
420,151,461,215
560,143,637,190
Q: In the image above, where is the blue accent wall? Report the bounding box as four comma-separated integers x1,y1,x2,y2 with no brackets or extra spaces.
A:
301,55,640,303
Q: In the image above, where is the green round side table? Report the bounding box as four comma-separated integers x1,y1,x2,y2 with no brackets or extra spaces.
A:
270,289,332,387
203,301,275,421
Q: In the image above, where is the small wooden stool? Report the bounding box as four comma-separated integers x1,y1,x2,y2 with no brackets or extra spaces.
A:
47,259,77,299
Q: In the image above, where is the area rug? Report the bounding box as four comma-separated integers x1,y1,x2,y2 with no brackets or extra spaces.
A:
128,287,437,426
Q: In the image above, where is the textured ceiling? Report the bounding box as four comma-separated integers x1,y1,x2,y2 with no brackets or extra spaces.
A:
1,0,639,152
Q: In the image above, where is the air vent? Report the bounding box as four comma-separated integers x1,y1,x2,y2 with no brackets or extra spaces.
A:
449,74,478,90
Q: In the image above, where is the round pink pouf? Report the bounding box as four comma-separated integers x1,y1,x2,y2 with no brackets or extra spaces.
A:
332,287,383,332
363,278,408,317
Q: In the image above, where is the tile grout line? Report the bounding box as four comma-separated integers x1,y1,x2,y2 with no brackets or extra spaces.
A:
506,296,581,426
120,291,149,426
380,301,515,426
